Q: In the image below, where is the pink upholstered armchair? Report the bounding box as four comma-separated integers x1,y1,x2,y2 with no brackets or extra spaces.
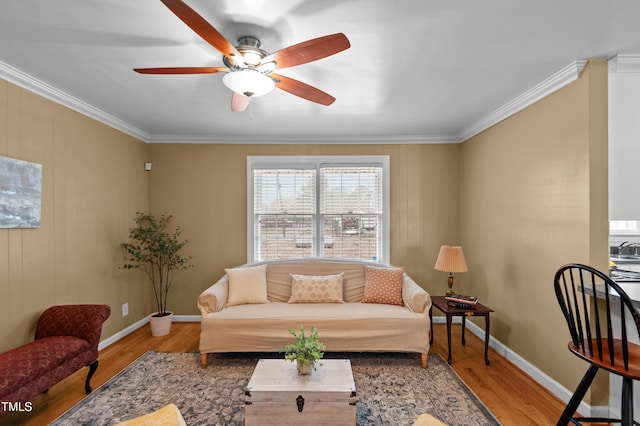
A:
0,304,111,416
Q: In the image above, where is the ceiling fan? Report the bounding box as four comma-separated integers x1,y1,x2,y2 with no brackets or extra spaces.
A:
134,0,351,112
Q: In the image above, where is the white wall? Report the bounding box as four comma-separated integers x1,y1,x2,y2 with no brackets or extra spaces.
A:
608,56,640,421
608,59,640,220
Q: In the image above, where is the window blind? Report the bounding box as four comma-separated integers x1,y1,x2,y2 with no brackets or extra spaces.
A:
320,166,383,261
248,156,389,263
253,168,316,260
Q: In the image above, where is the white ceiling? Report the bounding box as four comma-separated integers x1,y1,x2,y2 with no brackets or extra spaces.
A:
1,0,640,143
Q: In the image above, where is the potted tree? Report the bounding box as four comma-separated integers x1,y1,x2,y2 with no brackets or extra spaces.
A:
121,212,193,336
282,326,326,375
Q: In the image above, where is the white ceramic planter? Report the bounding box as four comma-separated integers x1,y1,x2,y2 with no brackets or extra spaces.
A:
149,312,173,336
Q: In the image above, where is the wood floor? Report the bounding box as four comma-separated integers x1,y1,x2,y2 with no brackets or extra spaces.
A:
1,322,570,426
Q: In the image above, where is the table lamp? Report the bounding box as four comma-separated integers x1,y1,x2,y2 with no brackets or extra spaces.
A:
434,245,468,296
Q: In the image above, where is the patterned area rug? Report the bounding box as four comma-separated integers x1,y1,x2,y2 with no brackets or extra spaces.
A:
52,351,501,425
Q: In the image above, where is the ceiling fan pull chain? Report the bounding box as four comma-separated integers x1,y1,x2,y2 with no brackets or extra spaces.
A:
249,99,253,120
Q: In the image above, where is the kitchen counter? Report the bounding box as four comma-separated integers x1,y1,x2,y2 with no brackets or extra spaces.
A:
609,256,640,282
610,256,640,265
581,281,640,310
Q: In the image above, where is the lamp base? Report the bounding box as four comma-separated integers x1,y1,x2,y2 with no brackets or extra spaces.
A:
446,273,454,296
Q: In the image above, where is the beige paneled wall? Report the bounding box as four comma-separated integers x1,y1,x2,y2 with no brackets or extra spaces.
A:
459,60,609,404
148,143,460,314
0,80,150,352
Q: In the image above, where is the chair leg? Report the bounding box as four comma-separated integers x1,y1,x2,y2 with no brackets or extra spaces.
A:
557,365,599,426
85,360,99,394
621,377,633,426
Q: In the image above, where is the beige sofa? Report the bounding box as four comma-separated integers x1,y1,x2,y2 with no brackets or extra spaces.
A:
197,258,432,368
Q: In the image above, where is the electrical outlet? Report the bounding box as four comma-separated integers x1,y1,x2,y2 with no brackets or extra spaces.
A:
122,302,129,317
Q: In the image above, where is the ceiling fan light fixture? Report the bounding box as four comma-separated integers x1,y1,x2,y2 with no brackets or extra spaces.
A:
223,70,275,97
242,50,262,66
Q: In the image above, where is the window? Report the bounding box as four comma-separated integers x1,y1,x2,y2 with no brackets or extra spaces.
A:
248,156,389,263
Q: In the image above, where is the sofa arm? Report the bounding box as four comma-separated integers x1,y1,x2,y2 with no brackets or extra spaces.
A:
34,304,111,351
197,276,229,315
402,276,432,314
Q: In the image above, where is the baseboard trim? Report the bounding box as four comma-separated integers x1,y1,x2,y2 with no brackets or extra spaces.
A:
98,316,149,351
431,316,600,417
173,315,202,322
98,315,202,351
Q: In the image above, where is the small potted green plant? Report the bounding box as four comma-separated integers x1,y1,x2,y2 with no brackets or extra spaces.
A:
121,212,193,336
282,326,326,375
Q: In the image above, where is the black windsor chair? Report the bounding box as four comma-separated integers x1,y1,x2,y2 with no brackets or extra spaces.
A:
554,263,640,425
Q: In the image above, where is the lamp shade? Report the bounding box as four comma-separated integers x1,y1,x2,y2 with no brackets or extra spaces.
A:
223,70,275,97
434,245,468,273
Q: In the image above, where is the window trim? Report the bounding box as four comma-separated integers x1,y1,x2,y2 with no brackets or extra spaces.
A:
247,155,390,264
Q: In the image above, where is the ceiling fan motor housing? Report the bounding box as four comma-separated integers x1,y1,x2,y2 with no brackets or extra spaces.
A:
223,36,270,69
221,36,276,97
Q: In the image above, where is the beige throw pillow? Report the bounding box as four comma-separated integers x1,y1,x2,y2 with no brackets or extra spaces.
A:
362,266,404,306
288,273,344,303
225,264,269,306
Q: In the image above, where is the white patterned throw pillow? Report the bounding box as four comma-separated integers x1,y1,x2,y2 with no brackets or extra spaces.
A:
288,273,344,303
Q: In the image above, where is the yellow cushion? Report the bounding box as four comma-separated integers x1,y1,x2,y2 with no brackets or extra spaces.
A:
116,404,186,426
412,413,448,426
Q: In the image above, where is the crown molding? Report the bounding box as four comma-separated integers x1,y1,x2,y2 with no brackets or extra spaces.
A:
608,54,640,73
147,133,458,144
2,58,591,145
457,60,588,142
0,60,150,142
0,59,453,144
155,60,588,144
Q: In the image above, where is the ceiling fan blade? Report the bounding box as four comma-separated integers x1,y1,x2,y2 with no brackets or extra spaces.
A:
271,73,335,106
160,0,243,64
231,92,251,112
134,67,227,74
262,33,350,70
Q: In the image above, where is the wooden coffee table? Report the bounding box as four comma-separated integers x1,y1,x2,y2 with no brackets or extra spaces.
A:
429,295,494,365
244,359,356,425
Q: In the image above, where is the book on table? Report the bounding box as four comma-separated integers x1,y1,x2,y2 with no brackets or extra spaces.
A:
445,294,478,308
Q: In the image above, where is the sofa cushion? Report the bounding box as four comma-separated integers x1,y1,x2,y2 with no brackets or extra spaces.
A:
225,264,269,306
263,259,367,303
288,273,344,303
200,301,429,354
362,266,404,306
0,336,90,397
